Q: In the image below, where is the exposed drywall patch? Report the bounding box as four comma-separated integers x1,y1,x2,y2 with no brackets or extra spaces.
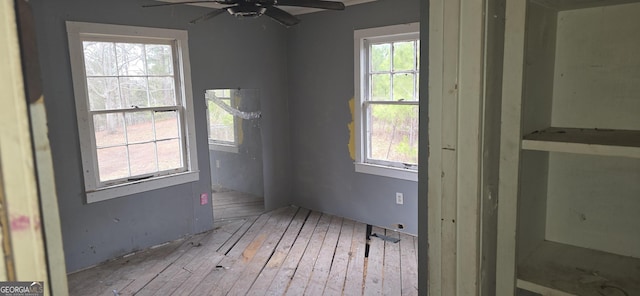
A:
348,97,356,160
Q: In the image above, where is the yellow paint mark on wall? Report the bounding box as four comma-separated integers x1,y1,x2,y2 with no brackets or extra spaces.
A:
348,97,356,160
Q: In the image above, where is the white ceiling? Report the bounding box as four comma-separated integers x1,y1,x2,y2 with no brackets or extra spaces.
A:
157,0,376,15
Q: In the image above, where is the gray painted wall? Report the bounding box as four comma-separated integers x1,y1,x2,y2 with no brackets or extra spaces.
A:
210,90,264,197
287,0,420,235
31,0,290,272
186,9,292,212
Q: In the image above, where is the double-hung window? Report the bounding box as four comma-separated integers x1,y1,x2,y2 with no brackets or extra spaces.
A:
354,23,420,181
67,22,199,203
206,89,239,153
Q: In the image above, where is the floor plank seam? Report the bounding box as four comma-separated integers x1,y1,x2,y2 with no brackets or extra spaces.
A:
216,207,298,293
297,214,335,296
285,211,317,284
283,213,328,295
327,219,344,268
217,216,261,255
320,218,347,296
340,222,357,293
262,211,321,295
229,207,302,295
127,235,210,295
136,244,201,294
190,212,280,294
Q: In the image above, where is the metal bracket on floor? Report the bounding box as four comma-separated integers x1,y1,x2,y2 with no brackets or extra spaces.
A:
371,233,401,243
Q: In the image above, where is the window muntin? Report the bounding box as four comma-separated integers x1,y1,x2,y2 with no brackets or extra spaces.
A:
67,22,199,202
207,89,237,146
363,35,419,170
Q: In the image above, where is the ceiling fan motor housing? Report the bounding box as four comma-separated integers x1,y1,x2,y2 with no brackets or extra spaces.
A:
227,4,267,17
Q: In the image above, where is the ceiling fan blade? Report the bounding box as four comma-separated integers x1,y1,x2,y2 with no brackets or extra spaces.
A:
190,8,228,23
264,6,300,27
274,0,345,10
142,0,232,8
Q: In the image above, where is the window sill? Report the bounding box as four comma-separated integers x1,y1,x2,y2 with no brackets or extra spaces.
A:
86,171,199,203
355,163,418,182
209,143,239,153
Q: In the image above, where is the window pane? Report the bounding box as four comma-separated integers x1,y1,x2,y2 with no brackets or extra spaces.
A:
393,73,415,101
120,77,149,107
116,43,146,76
129,143,158,176
148,77,176,106
213,89,231,98
97,146,129,182
393,41,415,71
368,104,419,165
371,74,391,101
83,42,117,76
208,99,235,143
155,111,179,140
87,77,121,110
126,111,154,143
145,44,173,76
371,43,391,72
94,113,125,147
157,139,182,171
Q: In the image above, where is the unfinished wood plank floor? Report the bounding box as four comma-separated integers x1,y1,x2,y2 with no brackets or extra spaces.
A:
213,189,265,221
67,206,418,296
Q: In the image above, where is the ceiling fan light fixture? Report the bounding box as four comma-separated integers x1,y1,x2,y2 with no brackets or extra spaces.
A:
226,5,267,18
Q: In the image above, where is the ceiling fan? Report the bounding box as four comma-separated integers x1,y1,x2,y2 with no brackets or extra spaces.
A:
143,0,346,27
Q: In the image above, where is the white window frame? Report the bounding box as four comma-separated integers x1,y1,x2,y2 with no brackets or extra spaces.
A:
206,89,239,153
67,21,199,203
354,22,420,182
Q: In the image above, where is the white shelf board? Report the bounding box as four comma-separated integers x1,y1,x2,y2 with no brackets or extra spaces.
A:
517,240,640,296
522,127,640,158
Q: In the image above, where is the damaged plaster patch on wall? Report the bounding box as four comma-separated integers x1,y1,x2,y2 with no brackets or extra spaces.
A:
348,97,356,160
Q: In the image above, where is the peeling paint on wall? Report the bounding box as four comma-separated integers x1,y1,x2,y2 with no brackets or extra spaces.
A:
348,97,356,160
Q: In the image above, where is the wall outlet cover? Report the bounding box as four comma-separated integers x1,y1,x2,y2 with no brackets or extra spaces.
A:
395,192,404,205
200,193,208,205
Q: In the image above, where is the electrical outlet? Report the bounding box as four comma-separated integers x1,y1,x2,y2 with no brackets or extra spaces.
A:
395,192,404,205
200,193,208,205
216,160,220,168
